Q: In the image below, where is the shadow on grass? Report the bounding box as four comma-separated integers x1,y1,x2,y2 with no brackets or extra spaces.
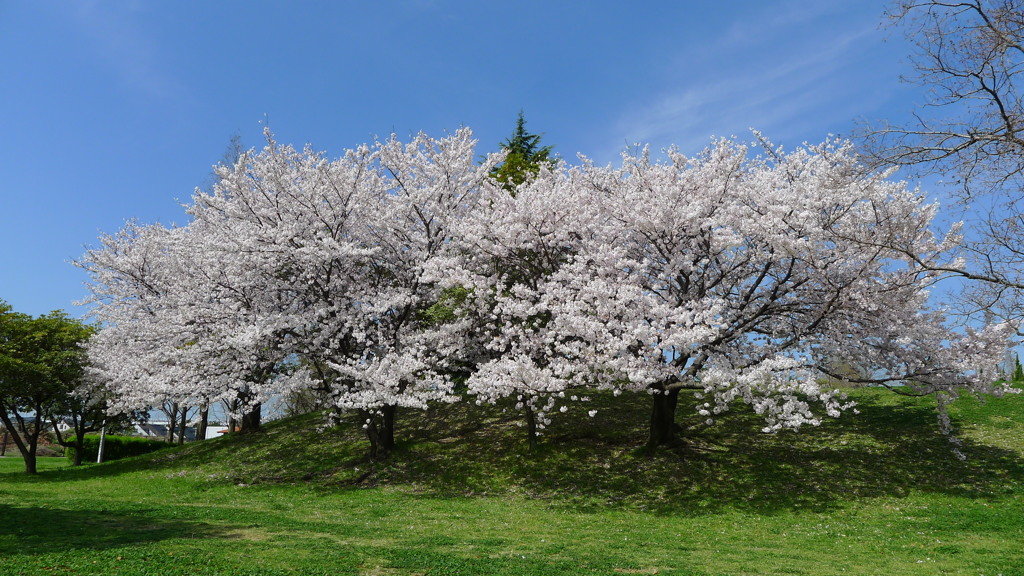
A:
1,412,371,487
0,443,235,484
10,390,1023,519
0,502,233,553
380,390,1024,516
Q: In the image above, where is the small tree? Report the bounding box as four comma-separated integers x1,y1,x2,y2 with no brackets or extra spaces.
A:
0,302,95,474
490,111,554,193
50,377,142,466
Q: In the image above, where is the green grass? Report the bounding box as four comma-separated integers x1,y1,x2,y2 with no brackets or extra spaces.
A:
1,388,1023,575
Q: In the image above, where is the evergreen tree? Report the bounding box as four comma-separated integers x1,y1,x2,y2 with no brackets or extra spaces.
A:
490,111,554,193
1013,353,1023,383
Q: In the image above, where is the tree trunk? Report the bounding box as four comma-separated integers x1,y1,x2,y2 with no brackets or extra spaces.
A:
647,387,680,450
361,406,397,459
23,450,37,475
1,428,8,456
380,404,396,454
240,403,262,433
0,412,39,474
166,402,178,443
228,398,239,433
69,430,86,466
197,407,209,441
178,407,188,445
525,404,538,451
18,428,38,475
361,409,382,458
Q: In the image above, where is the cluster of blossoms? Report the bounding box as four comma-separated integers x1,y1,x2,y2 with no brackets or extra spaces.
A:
79,128,1016,453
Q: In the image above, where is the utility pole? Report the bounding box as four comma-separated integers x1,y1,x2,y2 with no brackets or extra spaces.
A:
96,425,106,463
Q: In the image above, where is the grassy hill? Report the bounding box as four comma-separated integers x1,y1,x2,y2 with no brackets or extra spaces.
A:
2,388,1023,575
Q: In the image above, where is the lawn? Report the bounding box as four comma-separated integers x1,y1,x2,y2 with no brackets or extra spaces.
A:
1,388,1022,575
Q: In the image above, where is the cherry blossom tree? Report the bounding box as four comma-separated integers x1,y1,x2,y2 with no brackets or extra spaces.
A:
434,161,622,447
81,126,1015,458
82,128,499,457
283,129,498,456
81,207,291,434
442,135,1015,449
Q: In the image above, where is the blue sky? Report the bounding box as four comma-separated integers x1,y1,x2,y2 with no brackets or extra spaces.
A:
0,1,922,318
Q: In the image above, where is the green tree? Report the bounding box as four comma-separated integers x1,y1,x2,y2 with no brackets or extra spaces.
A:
490,111,554,193
0,301,96,473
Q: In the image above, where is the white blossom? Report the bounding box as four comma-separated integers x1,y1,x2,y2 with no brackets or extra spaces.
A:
78,129,1017,446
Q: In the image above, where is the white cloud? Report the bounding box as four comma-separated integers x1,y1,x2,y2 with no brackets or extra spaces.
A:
609,2,892,157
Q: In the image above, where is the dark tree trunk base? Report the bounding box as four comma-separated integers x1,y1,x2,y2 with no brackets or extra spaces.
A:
362,405,397,459
0,413,41,475
240,404,262,434
380,404,396,453
647,387,681,451
197,408,209,441
72,431,86,466
178,408,188,445
525,405,538,451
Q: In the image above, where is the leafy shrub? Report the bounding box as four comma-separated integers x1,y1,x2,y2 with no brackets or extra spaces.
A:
66,434,169,463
